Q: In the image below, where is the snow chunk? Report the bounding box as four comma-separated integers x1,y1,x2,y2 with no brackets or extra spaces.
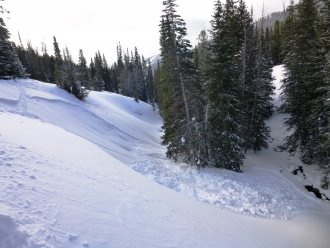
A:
82,241,89,247
289,164,296,173
68,233,78,241
0,213,28,247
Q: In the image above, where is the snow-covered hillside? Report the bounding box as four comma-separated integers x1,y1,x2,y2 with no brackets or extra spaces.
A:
146,54,161,69
0,66,329,247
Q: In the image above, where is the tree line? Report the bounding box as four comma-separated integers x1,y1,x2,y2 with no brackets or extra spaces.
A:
14,36,157,102
0,1,157,103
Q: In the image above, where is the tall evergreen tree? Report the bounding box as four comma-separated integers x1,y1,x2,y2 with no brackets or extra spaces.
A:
53,36,64,87
194,29,209,77
25,41,43,80
154,60,162,113
271,20,282,65
317,0,330,187
133,47,147,102
15,32,28,71
92,51,104,91
62,46,76,92
159,0,207,165
115,42,124,94
146,62,155,110
240,6,275,153
77,49,91,90
89,58,95,82
40,42,53,83
206,0,245,171
102,54,112,92
0,4,26,79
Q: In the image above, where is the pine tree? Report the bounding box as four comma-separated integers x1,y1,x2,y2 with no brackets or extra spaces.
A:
160,3,188,155
92,51,104,91
247,29,274,152
102,54,112,92
318,0,330,186
206,0,244,171
141,55,149,102
133,47,147,102
49,54,55,82
115,42,124,94
77,49,91,90
240,6,275,153
15,32,28,71
271,20,282,65
146,62,155,110
40,42,52,83
121,48,132,96
53,36,63,66
25,41,43,80
53,36,64,87
0,5,26,79
279,0,300,152
62,46,76,93
195,29,209,77
159,0,207,165
154,60,162,113
89,58,95,85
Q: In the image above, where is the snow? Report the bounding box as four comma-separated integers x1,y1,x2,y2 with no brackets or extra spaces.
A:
0,68,330,247
0,81,20,103
146,54,161,69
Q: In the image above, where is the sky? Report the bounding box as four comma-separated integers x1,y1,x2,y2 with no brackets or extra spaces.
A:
2,0,285,64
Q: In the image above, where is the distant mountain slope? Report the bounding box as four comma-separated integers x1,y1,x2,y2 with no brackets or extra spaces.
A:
256,11,287,29
146,54,161,69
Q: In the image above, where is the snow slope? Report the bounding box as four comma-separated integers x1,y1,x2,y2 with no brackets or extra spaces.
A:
244,66,330,198
0,66,329,247
146,54,161,70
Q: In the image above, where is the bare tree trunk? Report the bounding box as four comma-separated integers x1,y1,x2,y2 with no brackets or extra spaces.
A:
242,27,247,100
170,13,190,122
176,55,191,122
245,5,264,153
241,27,247,122
204,102,210,161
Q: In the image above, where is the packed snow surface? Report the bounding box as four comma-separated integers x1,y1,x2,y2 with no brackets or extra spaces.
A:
0,66,329,247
